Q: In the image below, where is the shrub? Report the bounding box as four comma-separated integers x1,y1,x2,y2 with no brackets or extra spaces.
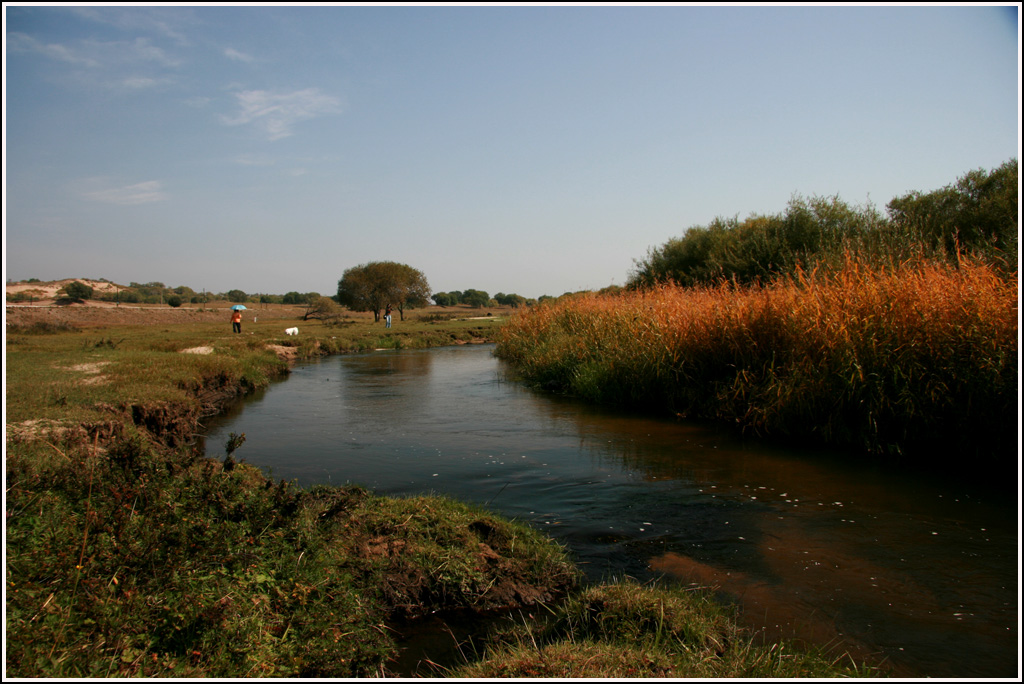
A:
61,281,94,302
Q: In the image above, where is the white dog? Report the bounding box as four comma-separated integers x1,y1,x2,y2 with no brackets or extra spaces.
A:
285,327,299,336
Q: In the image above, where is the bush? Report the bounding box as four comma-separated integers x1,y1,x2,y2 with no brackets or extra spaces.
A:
61,281,93,302
166,295,183,308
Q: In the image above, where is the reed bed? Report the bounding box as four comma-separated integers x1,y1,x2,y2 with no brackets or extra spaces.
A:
495,256,1017,462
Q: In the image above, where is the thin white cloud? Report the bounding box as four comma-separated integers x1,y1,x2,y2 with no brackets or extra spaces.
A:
122,76,166,89
224,47,255,63
68,7,194,47
9,33,180,70
8,30,181,94
78,179,168,206
221,88,343,141
7,33,101,67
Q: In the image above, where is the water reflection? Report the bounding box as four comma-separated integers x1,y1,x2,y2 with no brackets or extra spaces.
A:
201,344,1018,678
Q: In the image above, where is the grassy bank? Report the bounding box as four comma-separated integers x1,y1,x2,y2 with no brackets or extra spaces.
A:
5,312,504,441
448,581,874,678
6,311,877,677
495,256,1017,463
5,436,577,677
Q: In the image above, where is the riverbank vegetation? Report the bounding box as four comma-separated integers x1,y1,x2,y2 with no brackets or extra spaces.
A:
5,434,578,677
496,254,1017,463
627,160,1017,289
449,580,874,678
5,314,875,677
497,161,1018,464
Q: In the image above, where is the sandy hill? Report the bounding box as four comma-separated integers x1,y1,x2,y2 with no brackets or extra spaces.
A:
6,279,123,303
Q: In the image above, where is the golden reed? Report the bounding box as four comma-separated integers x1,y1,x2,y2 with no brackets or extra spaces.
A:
496,256,1017,460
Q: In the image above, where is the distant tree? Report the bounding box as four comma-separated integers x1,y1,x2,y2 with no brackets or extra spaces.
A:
303,296,342,321
389,264,431,321
432,291,459,307
226,289,248,303
166,295,183,308
60,281,93,302
461,289,490,308
494,292,528,308
337,261,431,321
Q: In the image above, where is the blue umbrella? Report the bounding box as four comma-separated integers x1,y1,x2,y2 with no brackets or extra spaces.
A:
231,304,247,311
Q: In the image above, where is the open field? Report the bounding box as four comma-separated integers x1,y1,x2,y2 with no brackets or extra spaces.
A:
5,301,510,439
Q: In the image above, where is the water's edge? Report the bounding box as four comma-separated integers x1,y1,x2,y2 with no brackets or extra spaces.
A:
201,345,1018,678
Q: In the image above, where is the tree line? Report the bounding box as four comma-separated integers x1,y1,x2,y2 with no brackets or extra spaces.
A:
9,269,540,316
627,159,1017,289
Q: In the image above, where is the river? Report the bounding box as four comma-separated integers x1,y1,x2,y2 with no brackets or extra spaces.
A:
200,344,1018,678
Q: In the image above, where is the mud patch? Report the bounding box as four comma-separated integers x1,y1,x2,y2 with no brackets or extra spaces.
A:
181,346,214,355
67,362,110,373
60,361,110,386
7,417,125,447
266,344,299,363
129,401,199,447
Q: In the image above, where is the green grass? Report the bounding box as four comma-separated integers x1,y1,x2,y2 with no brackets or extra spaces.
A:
4,434,578,677
5,314,502,435
448,580,878,678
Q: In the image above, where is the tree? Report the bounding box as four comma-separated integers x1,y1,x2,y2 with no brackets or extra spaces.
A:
432,291,461,307
461,289,490,308
61,281,93,302
283,291,320,305
166,295,183,308
887,158,1018,261
337,261,431,322
494,293,528,308
389,264,431,321
226,289,248,303
303,296,342,321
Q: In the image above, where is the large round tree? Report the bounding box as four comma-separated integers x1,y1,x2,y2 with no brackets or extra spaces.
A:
336,261,431,321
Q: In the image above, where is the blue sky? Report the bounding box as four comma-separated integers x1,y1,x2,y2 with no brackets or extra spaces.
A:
3,4,1019,300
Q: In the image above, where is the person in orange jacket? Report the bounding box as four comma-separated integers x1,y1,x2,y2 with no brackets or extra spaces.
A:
231,308,242,333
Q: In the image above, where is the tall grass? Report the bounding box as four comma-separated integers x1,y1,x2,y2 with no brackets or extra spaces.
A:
496,255,1017,462
449,580,877,678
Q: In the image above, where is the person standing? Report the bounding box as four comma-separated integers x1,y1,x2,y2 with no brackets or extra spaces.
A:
384,304,392,329
231,308,242,333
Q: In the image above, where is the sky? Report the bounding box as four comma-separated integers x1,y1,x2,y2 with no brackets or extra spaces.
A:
3,3,1020,300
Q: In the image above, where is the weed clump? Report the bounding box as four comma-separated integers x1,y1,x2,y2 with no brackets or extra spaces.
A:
451,580,876,678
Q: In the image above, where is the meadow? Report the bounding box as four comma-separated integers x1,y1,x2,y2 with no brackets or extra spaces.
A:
495,255,1018,464
5,305,875,677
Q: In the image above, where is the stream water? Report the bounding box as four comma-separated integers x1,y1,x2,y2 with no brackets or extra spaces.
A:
200,344,1019,678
